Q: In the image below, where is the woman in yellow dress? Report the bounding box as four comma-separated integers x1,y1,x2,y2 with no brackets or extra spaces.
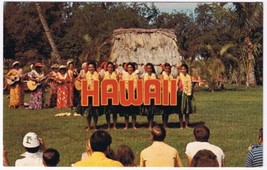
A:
5,61,24,108
176,64,193,129
143,63,157,129
85,61,100,131
102,62,118,129
121,62,139,129
159,63,175,128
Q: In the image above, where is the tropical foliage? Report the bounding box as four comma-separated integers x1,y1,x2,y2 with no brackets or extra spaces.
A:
3,2,263,89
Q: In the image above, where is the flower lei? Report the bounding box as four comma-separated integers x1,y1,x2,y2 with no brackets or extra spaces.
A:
86,71,99,90
144,73,156,90
180,73,192,96
104,71,117,91
161,71,174,92
122,72,138,90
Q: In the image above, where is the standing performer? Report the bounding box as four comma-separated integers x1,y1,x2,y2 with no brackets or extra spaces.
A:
5,61,24,108
85,61,100,131
102,62,118,129
56,65,70,109
177,64,193,129
74,62,88,117
67,60,78,109
28,62,46,109
46,64,59,108
159,63,174,128
121,62,139,129
143,63,157,129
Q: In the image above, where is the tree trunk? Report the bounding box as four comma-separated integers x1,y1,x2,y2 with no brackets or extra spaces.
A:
245,36,256,86
36,3,60,62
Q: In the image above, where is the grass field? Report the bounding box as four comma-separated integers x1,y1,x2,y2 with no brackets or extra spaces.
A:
3,85,263,167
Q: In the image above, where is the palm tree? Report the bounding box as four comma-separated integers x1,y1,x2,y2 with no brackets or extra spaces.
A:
214,2,263,87
36,3,60,62
192,44,234,92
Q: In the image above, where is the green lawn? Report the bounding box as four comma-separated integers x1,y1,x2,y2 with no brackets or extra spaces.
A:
3,85,263,167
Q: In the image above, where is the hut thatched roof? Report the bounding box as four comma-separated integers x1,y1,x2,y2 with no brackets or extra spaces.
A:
109,28,181,66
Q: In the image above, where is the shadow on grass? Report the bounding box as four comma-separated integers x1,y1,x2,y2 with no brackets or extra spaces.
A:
96,121,206,130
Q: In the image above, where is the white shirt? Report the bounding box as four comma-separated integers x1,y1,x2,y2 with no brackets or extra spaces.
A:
15,151,44,166
185,141,225,167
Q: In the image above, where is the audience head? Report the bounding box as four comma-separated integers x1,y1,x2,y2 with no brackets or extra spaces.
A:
42,148,60,167
258,128,263,144
151,125,166,142
85,139,93,156
191,149,219,167
105,148,117,160
116,145,135,167
90,130,112,152
193,125,210,142
22,132,40,153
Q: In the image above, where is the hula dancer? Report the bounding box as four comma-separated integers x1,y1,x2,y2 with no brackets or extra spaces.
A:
143,63,157,129
121,62,139,129
85,61,100,131
177,64,193,129
159,63,174,128
102,62,118,129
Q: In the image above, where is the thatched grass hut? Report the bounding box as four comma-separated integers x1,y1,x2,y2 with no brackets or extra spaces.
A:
109,28,182,75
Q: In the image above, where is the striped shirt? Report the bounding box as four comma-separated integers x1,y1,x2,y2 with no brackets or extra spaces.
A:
245,145,263,167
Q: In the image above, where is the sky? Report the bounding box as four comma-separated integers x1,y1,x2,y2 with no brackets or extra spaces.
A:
153,2,199,13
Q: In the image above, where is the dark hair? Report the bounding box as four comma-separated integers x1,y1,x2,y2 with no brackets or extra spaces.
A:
106,62,115,71
181,63,189,73
127,62,136,71
164,63,171,68
191,149,219,167
105,148,117,160
88,60,97,70
151,124,166,141
90,130,112,152
259,128,263,138
146,63,156,74
193,125,210,142
43,148,60,167
116,145,135,167
25,146,40,153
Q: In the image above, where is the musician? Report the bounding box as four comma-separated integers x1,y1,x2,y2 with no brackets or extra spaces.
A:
56,65,70,109
46,64,59,108
159,63,175,128
74,62,88,116
85,61,100,131
121,62,139,129
5,61,24,108
28,62,46,109
101,62,118,129
143,63,157,129
67,60,78,109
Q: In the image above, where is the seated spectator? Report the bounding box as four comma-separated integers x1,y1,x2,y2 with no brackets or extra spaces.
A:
185,125,225,167
117,145,136,167
139,124,183,167
15,132,46,166
191,149,219,167
73,130,123,167
81,139,92,160
245,128,263,167
43,148,60,167
3,145,9,166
